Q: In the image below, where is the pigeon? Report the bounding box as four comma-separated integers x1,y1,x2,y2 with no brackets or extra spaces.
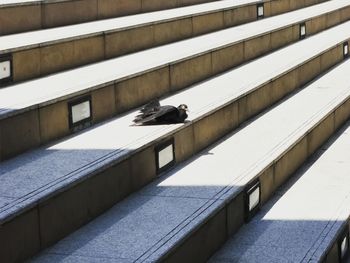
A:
133,100,189,125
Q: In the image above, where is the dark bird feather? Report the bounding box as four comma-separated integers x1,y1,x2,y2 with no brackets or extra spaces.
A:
133,100,189,125
139,99,160,113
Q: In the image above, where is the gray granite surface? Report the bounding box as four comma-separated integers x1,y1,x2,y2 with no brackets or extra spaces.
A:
31,59,350,262
1,20,350,224
210,124,350,262
0,0,349,119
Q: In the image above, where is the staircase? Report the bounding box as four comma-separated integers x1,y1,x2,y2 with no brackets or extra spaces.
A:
1,0,350,262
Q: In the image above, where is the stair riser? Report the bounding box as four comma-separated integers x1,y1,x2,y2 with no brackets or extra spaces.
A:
2,0,335,83
2,7,349,162
0,0,217,35
1,37,348,263
160,77,350,263
323,217,350,263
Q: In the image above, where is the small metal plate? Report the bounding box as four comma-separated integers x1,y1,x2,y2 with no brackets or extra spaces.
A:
249,186,260,211
343,42,349,58
0,55,12,85
257,4,264,19
72,101,90,124
245,179,261,222
341,236,348,259
0,61,11,79
300,23,306,39
68,96,92,131
338,227,349,262
155,138,175,174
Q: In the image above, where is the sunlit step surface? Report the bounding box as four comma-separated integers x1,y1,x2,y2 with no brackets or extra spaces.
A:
30,58,350,262
0,0,268,84
0,0,263,53
0,1,349,162
1,20,349,261
210,122,350,263
0,0,218,35
1,19,348,223
1,0,348,103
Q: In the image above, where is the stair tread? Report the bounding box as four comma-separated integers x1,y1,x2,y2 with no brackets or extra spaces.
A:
0,0,40,7
0,0,260,53
31,56,350,263
1,20,348,223
1,21,348,223
210,122,350,263
1,0,348,119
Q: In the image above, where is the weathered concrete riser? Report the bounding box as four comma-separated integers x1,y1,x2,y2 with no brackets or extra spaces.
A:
3,0,338,83
162,86,350,263
322,217,350,263
0,0,218,35
1,9,349,162
0,39,348,262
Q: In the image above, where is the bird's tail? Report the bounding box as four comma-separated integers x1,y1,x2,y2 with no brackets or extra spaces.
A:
133,111,153,124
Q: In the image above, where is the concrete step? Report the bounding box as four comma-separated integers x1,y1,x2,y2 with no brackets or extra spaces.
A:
30,52,350,263
1,0,349,161
209,122,350,263
0,0,330,83
0,0,218,35
1,20,349,262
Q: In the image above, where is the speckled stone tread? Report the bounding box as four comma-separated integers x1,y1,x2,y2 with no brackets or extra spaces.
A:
1,21,349,225
210,121,350,263
1,19,350,223
31,57,350,263
1,0,348,119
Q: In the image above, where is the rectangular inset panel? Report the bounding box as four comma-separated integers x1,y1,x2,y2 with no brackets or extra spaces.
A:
155,138,175,174
300,22,306,39
68,96,92,130
338,226,349,261
0,61,11,79
72,101,90,123
344,42,349,58
245,179,260,221
257,4,264,19
0,55,12,85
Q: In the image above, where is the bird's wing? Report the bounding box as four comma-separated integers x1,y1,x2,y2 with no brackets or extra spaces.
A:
134,105,176,124
140,99,161,113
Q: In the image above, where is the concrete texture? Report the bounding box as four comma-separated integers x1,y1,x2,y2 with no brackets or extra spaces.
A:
1,20,350,220
0,4,41,35
0,0,346,262
91,85,116,123
7,5,348,160
0,0,261,35
39,100,69,144
2,0,348,102
0,196,15,208
210,122,350,262
42,0,98,28
12,48,41,82
0,0,221,35
0,0,347,83
0,209,40,262
100,0,141,18
30,58,350,263
114,68,170,113
1,110,41,159
38,194,210,260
